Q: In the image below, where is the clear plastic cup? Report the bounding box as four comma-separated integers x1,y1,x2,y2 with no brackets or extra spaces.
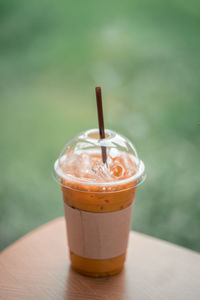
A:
54,128,145,277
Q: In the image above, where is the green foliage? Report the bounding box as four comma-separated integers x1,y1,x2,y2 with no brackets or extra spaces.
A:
0,0,200,251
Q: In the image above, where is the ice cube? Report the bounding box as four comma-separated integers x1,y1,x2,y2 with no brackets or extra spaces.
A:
109,161,125,179
91,161,113,182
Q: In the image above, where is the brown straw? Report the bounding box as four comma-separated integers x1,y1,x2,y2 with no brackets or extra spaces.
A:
95,87,107,164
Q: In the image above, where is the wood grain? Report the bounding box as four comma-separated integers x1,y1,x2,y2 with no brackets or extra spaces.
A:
0,218,200,300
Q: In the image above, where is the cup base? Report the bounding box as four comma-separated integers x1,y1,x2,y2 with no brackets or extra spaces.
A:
71,265,123,277
70,251,126,277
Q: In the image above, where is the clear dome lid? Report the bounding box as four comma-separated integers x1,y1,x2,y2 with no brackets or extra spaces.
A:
54,128,145,190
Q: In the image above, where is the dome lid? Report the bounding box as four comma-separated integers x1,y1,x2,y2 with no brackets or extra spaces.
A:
54,128,145,189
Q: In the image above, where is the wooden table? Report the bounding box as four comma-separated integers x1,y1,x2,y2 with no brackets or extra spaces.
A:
0,218,200,300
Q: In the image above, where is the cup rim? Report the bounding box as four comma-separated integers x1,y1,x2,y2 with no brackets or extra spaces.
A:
54,157,145,188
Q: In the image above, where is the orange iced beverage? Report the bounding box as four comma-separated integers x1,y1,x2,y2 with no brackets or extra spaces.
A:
54,129,145,277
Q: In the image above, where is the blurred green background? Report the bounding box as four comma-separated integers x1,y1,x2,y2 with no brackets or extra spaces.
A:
0,0,200,252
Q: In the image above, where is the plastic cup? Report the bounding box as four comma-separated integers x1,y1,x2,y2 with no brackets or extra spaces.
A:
54,129,145,277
